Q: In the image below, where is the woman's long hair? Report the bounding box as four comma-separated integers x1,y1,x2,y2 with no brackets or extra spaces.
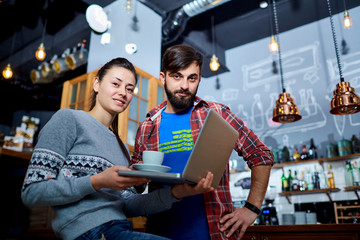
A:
89,58,138,162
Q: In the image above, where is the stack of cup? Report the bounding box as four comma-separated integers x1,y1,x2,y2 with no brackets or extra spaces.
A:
294,211,306,224
306,212,317,224
282,213,295,225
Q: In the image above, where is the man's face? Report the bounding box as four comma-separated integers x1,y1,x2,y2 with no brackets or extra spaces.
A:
160,62,201,113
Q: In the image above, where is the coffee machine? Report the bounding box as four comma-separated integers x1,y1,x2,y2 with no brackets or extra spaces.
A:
258,186,279,225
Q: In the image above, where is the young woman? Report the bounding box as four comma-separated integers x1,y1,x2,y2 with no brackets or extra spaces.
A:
21,58,214,240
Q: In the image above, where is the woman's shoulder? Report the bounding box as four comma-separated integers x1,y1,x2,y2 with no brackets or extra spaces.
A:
48,108,85,126
54,108,84,118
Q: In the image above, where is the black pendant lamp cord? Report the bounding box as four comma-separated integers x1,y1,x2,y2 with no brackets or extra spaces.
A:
326,0,344,82
268,0,274,36
211,15,216,56
41,19,48,44
272,0,286,92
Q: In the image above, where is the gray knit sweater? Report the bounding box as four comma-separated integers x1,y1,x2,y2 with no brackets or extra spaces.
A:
21,108,178,240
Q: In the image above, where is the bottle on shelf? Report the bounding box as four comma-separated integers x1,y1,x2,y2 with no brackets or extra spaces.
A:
287,169,293,191
327,164,336,188
318,164,328,189
299,170,307,191
292,170,300,191
281,168,289,192
352,161,360,186
308,138,318,159
306,168,314,190
312,166,320,189
351,134,360,153
282,146,290,162
300,145,310,160
345,161,354,187
292,148,301,162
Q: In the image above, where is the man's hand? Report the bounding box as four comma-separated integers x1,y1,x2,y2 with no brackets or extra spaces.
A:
90,166,150,191
171,172,214,199
219,207,258,239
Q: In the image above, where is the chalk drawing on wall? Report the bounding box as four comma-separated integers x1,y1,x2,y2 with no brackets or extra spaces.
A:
203,95,217,102
349,114,360,126
222,88,239,101
333,115,346,136
237,88,326,138
251,94,265,131
282,134,289,147
235,104,250,127
327,51,360,88
241,42,320,91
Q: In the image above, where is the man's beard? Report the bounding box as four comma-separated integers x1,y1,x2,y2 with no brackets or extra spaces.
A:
164,81,198,110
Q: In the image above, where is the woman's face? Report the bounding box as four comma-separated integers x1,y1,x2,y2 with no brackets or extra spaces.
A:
93,66,136,116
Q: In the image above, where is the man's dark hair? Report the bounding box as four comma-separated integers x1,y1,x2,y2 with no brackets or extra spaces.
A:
161,44,204,74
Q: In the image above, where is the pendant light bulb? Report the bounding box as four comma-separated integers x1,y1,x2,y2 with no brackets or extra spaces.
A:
2,63,13,79
123,0,133,13
342,10,353,29
35,43,46,61
210,54,220,71
269,35,279,53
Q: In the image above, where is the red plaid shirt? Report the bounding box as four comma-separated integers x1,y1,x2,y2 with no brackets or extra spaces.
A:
131,97,274,240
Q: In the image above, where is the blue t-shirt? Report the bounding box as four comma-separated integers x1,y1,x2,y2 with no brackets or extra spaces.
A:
146,107,210,240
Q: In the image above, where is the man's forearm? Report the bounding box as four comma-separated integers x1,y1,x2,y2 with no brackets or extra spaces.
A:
247,165,272,209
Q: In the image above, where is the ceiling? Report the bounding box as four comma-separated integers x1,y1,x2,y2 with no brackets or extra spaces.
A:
0,0,359,115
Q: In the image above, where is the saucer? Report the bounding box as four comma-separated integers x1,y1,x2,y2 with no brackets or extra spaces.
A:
133,163,171,173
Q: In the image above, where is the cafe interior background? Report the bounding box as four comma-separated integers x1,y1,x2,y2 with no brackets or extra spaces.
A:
1,0,360,228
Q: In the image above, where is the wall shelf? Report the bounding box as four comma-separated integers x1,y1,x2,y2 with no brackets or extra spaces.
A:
272,152,360,169
279,188,340,204
344,186,360,200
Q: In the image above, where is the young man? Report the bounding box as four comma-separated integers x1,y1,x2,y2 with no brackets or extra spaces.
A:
131,45,274,240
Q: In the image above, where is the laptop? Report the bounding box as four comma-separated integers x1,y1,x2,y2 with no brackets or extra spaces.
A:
118,109,239,188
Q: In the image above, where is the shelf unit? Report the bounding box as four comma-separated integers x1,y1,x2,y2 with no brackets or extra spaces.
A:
333,202,360,224
344,186,360,200
279,188,341,204
272,152,360,168
273,153,360,203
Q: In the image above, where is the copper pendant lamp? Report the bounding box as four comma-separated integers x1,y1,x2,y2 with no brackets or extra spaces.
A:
326,0,360,115
271,0,301,123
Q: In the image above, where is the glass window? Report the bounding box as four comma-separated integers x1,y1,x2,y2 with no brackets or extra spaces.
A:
141,77,149,99
134,79,140,96
139,99,148,122
127,120,138,146
129,96,139,121
78,81,86,101
70,84,78,104
157,85,164,105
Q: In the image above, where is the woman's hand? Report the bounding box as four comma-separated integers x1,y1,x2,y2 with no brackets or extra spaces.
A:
171,171,214,199
90,166,150,191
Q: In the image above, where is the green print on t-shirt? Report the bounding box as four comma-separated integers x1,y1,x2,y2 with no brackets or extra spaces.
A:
159,129,193,154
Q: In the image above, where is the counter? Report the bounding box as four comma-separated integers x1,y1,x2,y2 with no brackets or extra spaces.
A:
244,223,360,240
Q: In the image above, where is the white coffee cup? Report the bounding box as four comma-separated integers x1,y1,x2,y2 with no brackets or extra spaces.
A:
142,150,164,165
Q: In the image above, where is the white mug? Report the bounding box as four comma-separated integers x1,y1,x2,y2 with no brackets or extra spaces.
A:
142,150,164,165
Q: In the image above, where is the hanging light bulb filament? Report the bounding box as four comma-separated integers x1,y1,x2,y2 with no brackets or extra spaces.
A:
35,43,46,61
2,64,13,79
342,10,353,29
269,35,279,53
210,54,220,71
